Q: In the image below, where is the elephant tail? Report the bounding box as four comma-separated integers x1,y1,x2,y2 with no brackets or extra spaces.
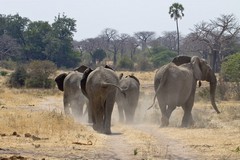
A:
147,66,169,110
102,82,127,96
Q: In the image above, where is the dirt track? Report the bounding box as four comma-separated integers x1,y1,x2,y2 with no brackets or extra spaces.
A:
0,85,240,159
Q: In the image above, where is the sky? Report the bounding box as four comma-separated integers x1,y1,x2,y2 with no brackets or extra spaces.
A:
1,0,240,41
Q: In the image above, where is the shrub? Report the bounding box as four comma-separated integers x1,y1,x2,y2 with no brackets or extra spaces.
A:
136,57,152,71
221,53,240,100
8,65,27,88
117,56,134,70
25,60,57,88
0,71,8,76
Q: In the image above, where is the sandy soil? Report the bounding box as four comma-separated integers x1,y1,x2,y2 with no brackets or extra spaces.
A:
0,73,240,160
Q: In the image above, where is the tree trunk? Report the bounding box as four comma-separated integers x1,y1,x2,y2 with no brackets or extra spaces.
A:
176,20,180,55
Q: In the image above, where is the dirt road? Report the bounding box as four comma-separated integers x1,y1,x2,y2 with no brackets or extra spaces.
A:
1,93,240,159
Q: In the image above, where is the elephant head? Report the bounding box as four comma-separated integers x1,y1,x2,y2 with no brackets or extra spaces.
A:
55,65,89,92
172,56,220,114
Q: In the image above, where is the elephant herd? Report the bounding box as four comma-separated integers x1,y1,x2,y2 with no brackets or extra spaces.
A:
55,56,220,134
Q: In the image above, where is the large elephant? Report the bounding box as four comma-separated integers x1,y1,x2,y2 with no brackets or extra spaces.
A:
151,56,220,127
55,66,88,119
115,73,140,123
81,65,124,134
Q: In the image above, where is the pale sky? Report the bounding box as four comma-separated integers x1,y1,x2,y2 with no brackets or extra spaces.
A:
1,0,240,41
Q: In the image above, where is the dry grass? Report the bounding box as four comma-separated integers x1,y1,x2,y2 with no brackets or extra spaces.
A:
0,71,240,159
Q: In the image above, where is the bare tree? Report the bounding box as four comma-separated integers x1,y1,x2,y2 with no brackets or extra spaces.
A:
100,28,121,66
134,31,155,51
0,34,21,60
192,14,240,71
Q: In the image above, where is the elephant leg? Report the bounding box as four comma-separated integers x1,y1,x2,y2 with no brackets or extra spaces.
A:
159,104,168,127
118,103,124,123
104,94,115,134
84,101,92,123
63,95,71,115
125,104,136,124
181,105,193,127
92,98,104,133
166,105,176,119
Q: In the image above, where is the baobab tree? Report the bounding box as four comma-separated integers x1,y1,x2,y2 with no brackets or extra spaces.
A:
169,3,184,55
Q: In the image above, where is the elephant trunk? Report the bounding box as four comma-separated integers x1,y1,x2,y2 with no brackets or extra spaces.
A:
208,72,220,114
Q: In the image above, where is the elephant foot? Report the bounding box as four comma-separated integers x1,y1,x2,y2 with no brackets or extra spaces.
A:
104,129,112,135
161,117,169,127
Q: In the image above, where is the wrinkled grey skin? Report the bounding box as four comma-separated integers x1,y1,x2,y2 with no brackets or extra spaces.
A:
55,66,88,119
116,73,140,123
81,66,122,134
152,56,220,127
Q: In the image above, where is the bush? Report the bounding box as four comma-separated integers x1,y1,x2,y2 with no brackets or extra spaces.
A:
117,56,134,70
9,65,27,88
25,60,57,88
0,71,8,76
0,60,17,70
136,57,153,71
221,53,240,99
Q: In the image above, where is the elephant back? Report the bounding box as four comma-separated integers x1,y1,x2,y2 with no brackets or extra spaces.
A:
172,55,191,66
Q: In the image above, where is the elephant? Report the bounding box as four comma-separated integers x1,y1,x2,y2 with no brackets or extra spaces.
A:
150,56,220,127
115,73,140,123
55,65,88,120
81,65,124,134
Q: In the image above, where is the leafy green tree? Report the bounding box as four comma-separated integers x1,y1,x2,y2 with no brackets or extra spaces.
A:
24,21,52,60
169,3,184,55
150,47,177,68
5,14,29,46
45,13,79,68
221,53,240,99
92,49,106,64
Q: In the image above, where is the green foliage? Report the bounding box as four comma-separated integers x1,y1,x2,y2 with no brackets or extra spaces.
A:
117,56,134,70
92,49,106,64
9,65,27,88
0,71,8,76
136,57,152,71
25,60,57,88
23,21,52,60
221,53,240,99
221,53,240,82
150,47,177,68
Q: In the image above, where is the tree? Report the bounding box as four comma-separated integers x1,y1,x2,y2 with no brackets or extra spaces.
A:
150,46,177,68
169,3,184,55
134,31,155,51
45,13,79,68
5,14,29,46
92,49,106,64
24,21,52,60
0,34,21,60
192,14,240,72
221,53,240,99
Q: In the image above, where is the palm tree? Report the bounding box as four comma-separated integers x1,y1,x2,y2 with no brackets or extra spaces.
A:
169,3,184,55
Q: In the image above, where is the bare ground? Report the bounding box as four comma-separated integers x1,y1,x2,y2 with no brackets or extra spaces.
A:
0,75,240,159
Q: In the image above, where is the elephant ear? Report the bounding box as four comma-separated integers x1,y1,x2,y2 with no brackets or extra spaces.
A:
104,65,114,70
119,73,124,80
74,65,89,73
172,55,191,66
129,75,140,85
81,68,93,98
55,73,67,91
191,56,202,80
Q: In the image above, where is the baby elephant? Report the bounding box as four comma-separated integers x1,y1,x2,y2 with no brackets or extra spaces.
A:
116,73,140,123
